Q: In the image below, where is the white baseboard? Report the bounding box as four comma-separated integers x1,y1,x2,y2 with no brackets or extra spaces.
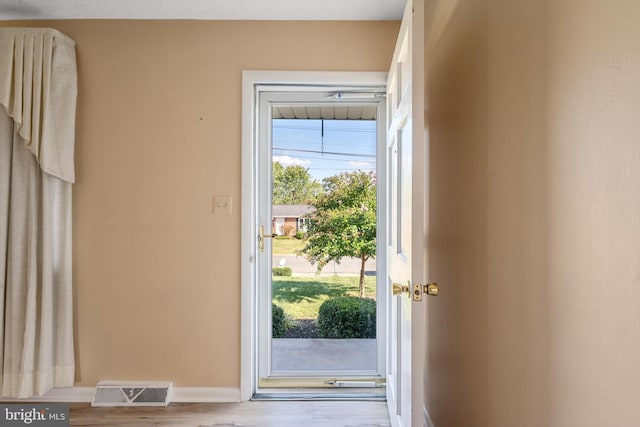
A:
0,387,242,403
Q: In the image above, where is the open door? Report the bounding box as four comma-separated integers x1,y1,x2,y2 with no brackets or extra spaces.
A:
386,0,433,426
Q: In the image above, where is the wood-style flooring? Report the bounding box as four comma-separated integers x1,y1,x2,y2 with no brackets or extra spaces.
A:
69,401,391,427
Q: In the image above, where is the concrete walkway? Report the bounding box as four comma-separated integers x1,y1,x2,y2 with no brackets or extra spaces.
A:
271,338,377,372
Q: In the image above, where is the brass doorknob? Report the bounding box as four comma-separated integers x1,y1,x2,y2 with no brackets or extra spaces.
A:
392,283,409,297
425,282,439,296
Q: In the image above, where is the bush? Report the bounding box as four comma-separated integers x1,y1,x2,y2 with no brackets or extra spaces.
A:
295,231,305,239
272,267,292,276
284,225,295,236
317,296,376,339
272,303,286,338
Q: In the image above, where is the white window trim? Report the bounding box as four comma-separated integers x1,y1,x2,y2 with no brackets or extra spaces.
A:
241,71,388,400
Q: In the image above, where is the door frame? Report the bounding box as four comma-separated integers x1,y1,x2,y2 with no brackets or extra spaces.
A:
241,71,388,399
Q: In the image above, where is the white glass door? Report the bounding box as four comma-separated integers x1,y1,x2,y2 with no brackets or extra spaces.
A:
255,89,387,395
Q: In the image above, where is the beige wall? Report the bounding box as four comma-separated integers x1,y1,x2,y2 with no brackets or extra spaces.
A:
547,1,640,424
4,1,640,419
1,20,399,387
424,0,640,425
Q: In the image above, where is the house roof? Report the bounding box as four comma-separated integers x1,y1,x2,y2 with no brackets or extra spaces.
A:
272,205,314,218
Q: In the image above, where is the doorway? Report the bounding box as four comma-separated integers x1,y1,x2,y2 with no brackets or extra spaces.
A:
241,72,388,399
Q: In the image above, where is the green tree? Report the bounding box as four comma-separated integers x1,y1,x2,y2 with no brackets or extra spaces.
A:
272,162,322,205
301,171,376,298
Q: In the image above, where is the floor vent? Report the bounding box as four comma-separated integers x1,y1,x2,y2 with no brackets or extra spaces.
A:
92,381,172,407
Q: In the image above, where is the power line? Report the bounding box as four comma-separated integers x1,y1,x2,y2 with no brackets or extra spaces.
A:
273,120,376,132
273,154,375,164
275,137,375,146
273,124,377,133
273,147,376,158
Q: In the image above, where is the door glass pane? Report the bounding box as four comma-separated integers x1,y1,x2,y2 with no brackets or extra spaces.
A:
270,108,378,373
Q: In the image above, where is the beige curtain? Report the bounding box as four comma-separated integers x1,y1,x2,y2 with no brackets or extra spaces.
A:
0,28,76,398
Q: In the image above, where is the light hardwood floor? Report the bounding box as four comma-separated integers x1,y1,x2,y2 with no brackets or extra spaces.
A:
70,401,392,426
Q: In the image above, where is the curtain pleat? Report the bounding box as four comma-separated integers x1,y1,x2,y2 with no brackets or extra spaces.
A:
0,28,77,184
0,109,12,395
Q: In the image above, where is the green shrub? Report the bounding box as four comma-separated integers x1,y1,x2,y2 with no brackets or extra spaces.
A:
272,267,292,276
317,296,376,339
272,303,286,338
295,231,305,239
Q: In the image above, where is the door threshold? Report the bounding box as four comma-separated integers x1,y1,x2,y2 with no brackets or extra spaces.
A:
253,388,386,401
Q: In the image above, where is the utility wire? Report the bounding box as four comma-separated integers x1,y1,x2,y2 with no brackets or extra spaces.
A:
275,138,374,147
273,125,376,133
273,147,376,158
273,153,375,163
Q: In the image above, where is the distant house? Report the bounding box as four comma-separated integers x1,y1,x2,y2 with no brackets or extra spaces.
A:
272,205,315,236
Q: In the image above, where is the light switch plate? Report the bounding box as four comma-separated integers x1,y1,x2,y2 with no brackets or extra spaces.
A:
213,196,232,215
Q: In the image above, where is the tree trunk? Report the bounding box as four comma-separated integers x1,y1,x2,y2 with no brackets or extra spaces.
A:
359,254,367,298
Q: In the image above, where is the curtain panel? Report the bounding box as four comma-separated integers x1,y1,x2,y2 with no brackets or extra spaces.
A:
0,28,76,398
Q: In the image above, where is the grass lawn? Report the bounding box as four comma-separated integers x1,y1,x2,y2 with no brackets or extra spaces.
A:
272,237,305,255
273,275,377,320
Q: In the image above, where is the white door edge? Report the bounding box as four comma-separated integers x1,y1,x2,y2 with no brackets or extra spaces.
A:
241,71,388,400
411,0,427,423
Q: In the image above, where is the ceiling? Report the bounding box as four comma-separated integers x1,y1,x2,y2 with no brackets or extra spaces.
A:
0,0,406,20
273,105,377,120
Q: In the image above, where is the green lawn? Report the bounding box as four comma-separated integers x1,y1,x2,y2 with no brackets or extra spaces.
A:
272,237,305,255
273,276,377,320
